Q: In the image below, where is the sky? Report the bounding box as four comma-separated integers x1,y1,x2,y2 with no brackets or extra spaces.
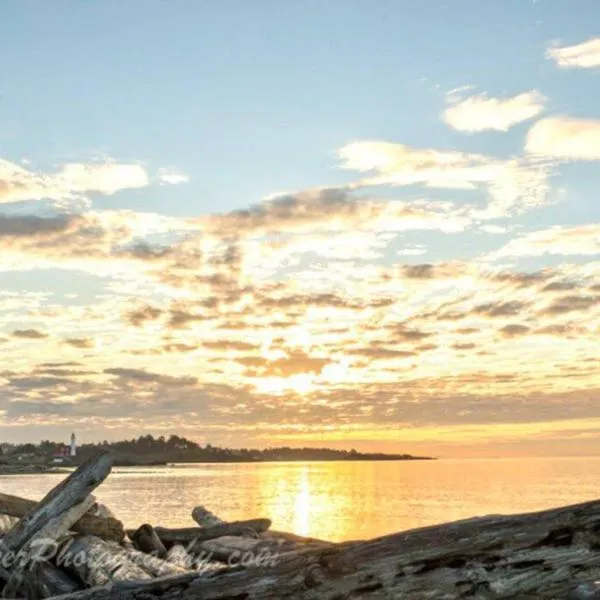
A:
0,0,599,457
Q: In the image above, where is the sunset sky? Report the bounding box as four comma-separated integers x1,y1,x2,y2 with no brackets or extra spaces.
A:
0,1,599,457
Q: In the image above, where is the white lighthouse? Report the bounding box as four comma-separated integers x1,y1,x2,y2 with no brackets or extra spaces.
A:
69,433,77,457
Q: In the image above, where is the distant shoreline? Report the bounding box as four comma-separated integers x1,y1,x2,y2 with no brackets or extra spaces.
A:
0,456,436,475
112,456,437,467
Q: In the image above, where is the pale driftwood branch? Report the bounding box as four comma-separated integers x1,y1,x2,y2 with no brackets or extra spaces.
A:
2,496,95,598
122,548,188,577
0,492,124,541
165,544,194,569
191,506,224,528
0,514,19,535
56,535,151,588
0,452,113,556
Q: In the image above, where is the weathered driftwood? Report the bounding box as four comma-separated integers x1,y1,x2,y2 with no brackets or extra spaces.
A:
192,504,332,547
191,506,223,528
23,561,82,599
0,452,113,558
123,547,187,577
194,535,285,562
2,496,96,598
0,492,124,541
0,514,19,535
148,519,272,546
90,504,115,520
129,524,167,558
165,544,191,568
45,497,600,600
56,535,151,587
163,544,226,574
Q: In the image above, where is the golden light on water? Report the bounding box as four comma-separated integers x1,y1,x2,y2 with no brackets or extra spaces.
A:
293,467,311,537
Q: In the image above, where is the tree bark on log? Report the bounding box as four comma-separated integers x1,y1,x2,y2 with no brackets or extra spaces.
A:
0,492,124,542
44,497,600,600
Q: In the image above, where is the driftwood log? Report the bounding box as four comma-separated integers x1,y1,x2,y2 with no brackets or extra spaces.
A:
146,519,272,548
0,452,112,559
192,504,333,547
56,535,151,587
0,492,124,541
44,497,600,599
2,496,96,598
129,524,167,558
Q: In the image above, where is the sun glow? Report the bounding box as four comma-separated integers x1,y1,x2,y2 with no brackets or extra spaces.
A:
254,373,316,395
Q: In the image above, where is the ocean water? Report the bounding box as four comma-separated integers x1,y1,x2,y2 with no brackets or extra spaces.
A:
1,457,599,542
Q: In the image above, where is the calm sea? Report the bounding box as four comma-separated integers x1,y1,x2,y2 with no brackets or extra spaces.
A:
2,458,599,542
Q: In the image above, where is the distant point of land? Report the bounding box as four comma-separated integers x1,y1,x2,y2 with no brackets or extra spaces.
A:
0,435,435,469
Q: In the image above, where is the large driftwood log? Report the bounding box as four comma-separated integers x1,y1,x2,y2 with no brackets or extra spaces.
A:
2,496,96,598
46,497,600,600
0,452,113,558
0,492,124,541
56,535,151,587
148,519,272,547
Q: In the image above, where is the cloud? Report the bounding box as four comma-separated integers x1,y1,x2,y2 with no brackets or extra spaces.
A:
547,38,600,68
63,338,95,349
103,367,198,387
157,168,189,185
500,324,530,337
489,224,600,259
204,188,470,236
0,159,149,207
526,117,600,160
443,91,545,132
339,141,550,218
473,300,529,318
540,295,600,315
11,329,48,339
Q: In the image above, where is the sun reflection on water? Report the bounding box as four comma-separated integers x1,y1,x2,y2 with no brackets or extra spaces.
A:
293,467,311,536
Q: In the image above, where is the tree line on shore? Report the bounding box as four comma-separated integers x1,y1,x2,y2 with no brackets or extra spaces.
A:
1,434,433,465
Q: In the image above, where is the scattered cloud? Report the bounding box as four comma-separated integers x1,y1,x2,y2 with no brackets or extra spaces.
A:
547,37,600,68
0,159,149,207
526,117,600,160
157,168,190,185
489,224,600,259
339,140,550,218
11,329,48,339
443,91,545,132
